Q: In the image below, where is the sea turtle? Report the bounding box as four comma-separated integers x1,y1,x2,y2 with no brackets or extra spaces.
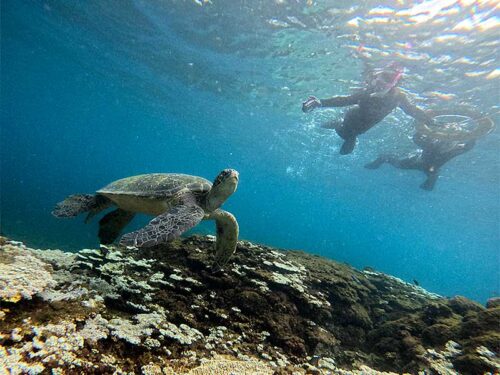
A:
52,169,239,269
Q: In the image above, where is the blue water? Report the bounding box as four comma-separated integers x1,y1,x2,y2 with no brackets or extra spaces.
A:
1,1,499,303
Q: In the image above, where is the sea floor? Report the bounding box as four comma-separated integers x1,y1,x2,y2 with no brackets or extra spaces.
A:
0,236,498,374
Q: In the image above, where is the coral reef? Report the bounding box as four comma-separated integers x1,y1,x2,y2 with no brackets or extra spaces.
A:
0,235,498,374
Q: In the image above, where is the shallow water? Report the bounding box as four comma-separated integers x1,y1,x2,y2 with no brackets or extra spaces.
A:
1,0,499,303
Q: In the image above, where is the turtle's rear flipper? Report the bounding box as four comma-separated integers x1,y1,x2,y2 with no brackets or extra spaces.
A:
120,204,205,248
52,194,112,220
99,209,135,245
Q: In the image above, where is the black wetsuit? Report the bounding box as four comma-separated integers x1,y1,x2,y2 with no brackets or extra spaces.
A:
320,88,432,154
365,132,475,190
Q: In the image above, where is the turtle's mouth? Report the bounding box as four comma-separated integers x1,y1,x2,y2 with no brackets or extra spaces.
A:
227,171,239,194
230,170,239,181
222,169,239,183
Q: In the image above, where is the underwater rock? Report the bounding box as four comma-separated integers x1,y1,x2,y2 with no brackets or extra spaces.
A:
486,297,500,309
0,242,57,303
0,235,498,374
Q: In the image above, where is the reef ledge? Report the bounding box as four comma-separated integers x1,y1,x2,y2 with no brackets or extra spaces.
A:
0,235,498,374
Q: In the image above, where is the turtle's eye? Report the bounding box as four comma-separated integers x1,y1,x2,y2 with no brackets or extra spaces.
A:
214,174,226,186
214,169,238,186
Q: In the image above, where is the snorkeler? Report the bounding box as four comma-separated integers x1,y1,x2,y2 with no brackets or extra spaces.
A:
364,132,475,191
364,110,494,190
302,63,434,155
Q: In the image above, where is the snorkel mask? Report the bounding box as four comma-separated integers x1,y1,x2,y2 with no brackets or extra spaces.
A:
368,62,403,97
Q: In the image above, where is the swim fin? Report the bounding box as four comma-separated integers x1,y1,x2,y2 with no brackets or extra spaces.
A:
340,137,356,155
420,173,438,191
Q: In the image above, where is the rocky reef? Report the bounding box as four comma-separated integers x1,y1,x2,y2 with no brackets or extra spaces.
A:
0,235,498,374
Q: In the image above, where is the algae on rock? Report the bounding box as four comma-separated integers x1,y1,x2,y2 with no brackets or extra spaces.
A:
0,236,498,374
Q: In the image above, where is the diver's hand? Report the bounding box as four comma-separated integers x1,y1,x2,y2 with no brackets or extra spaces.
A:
302,96,321,113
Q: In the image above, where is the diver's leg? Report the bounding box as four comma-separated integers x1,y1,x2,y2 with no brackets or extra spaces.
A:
420,171,438,191
388,154,423,170
365,154,416,169
340,137,357,155
365,154,393,169
389,155,438,190
335,110,360,155
321,119,342,130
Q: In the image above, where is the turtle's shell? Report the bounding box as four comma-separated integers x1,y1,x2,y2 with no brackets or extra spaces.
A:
98,173,211,197
97,173,212,216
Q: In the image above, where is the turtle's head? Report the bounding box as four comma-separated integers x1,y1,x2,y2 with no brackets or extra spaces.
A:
206,169,239,211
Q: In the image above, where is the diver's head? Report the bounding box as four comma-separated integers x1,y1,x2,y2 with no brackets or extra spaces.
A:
206,169,239,211
367,62,403,97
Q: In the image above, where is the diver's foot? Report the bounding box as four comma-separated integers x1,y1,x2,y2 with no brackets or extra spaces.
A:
340,138,356,155
420,183,434,191
420,179,436,191
364,158,385,169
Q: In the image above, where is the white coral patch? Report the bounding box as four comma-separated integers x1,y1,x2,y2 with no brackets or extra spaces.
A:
0,245,57,303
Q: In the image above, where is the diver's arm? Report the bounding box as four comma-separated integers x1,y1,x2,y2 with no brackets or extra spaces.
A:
398,93,434,125
319,92,363,108
302,92,362,112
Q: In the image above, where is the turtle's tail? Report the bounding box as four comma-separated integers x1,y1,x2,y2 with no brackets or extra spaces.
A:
52,194,111,222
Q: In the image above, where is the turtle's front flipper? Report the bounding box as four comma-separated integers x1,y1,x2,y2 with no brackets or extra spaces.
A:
52,194,112,219
119,204,205,248
99,209,135,245
210,209,239,271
